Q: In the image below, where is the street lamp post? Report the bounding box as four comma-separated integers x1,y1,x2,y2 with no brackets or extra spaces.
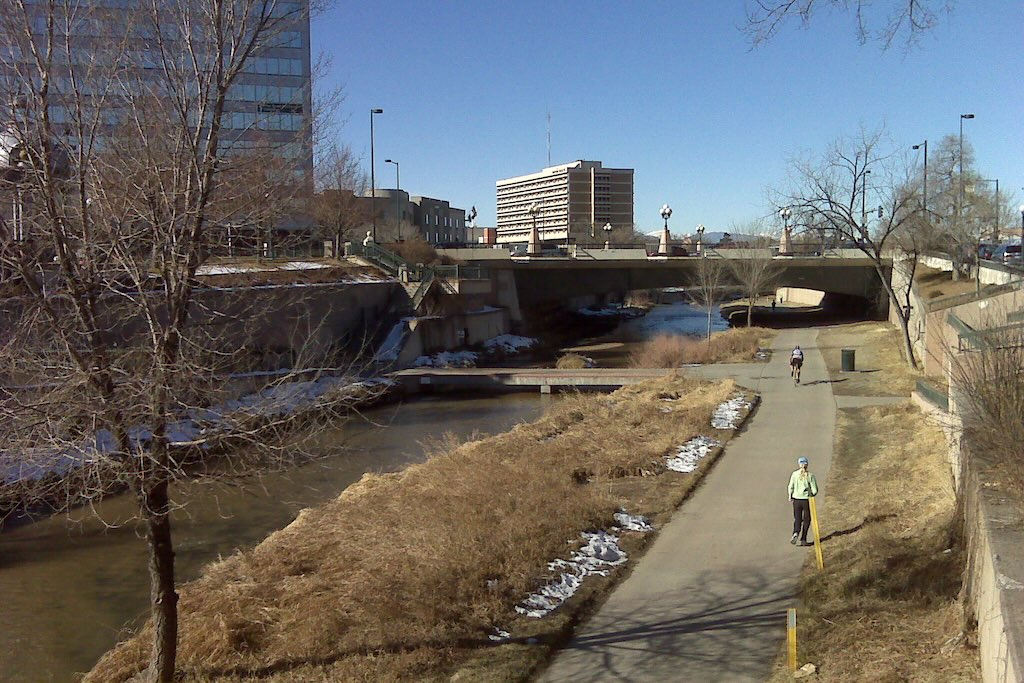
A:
959,113,974,226
603,222,613,249
779,207,792,255
384,158,399,189
695,223,706,256
659,204,672,256
369,108,383,242
861,169,872,232
913,140,928,214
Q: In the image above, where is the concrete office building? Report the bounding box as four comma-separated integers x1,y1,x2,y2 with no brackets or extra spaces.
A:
337,189,466,245
495,160,634,246
0,0,313,248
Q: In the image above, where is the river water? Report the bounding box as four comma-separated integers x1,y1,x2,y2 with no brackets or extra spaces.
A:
0,394,548,682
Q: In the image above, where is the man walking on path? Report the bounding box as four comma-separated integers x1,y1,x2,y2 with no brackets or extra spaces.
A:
789,457,818,546
538,330,835,683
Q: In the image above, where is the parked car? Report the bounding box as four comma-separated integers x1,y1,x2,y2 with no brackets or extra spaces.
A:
992,244,1022,264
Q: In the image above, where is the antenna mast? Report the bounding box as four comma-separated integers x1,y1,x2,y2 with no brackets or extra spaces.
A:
546,111,551,166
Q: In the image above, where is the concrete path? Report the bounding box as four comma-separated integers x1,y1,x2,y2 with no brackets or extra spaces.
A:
538,329,837,683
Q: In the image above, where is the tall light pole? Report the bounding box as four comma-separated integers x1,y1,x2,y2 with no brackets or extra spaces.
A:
527,201,540,256
913,140,928,214
384,158,399,189
959,113,974,225
603,222,613,249
369,108,383,242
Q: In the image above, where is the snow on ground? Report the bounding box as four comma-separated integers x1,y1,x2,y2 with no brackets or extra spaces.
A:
515,511,652,619
711,394,753,429
665,436,720,473
374,319,413,362
196,261,333,276
412,351,479,368
483,334,536,354
0,376,395,484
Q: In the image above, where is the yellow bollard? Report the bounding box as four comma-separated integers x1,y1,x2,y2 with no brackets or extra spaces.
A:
809,496,824,570
787,608,798,672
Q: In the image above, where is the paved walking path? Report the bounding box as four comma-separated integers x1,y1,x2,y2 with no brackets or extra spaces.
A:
538,328,837,682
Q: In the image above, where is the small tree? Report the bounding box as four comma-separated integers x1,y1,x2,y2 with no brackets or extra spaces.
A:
727,225,782,326
689,254,726,344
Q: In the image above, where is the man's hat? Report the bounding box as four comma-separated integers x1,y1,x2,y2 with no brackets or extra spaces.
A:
798,457,809,466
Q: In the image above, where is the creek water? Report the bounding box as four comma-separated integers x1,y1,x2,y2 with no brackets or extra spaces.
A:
0,394,548,682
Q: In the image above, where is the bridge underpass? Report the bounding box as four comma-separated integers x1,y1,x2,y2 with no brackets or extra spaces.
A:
480,251,891,321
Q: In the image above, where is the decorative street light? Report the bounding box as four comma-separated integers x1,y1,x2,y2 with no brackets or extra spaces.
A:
527,202,541,256
913,140,928,215
369,108,383,242
779,207,792,255
384,158,399,189
603,222,613,250
659,204,672,256
695,223,706,256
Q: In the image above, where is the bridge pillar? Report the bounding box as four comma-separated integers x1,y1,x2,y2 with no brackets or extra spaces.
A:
658,226,670,256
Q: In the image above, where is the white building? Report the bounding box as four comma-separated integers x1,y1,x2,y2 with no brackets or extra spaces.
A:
496,160,634,246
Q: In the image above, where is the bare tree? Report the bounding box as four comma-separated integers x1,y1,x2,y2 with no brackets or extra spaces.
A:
727,225,782,326
0,1,390,681
689,254,726,344
743,0,955,50
774,127,921,368
312,142,368,255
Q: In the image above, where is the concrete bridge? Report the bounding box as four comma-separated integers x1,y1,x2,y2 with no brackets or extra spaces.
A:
393,367,674,393
452,248,891,318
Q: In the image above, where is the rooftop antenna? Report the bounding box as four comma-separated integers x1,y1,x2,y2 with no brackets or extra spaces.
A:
546,111,551,167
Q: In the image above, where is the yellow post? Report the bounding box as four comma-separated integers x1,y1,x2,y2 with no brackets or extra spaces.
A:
809,496,824,570
787,608,798,672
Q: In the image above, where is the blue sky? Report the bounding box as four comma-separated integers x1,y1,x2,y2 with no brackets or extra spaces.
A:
312,1,1023,235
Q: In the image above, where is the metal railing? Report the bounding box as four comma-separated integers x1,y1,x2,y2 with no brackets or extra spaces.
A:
915,379,949,412
346,242,490,309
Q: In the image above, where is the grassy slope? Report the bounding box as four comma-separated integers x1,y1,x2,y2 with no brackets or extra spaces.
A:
86,376,752,682
767,322,980,682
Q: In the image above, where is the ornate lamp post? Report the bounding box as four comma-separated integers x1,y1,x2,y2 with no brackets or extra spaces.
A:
779,208,792,255
603,222,613,249
659,204,672,256
527,202,541,256
695,224,705,256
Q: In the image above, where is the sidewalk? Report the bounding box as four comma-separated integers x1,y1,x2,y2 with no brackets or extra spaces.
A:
537,329,836,682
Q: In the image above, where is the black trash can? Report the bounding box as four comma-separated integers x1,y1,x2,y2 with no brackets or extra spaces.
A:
841,349,856,372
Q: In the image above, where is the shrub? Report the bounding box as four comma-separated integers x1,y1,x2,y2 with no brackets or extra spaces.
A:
556,353,593,369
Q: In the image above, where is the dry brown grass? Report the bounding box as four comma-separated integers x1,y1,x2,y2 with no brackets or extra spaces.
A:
555,353,590,369
627,327,771,368
914,265,979,301
766,403,979,682
87,376,750,682
817,321,921,397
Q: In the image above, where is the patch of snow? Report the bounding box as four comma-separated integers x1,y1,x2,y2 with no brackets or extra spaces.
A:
516,513,653,619
665,436,720,473
483,334,536,354
374,319,412,362
712,394,752,429
613,511,653,532
998,574,1024,591
196,261,332,276
489,629,512,642
412,351,479,368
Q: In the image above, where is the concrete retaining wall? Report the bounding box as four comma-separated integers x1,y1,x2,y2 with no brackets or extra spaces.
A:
774,287,824,305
